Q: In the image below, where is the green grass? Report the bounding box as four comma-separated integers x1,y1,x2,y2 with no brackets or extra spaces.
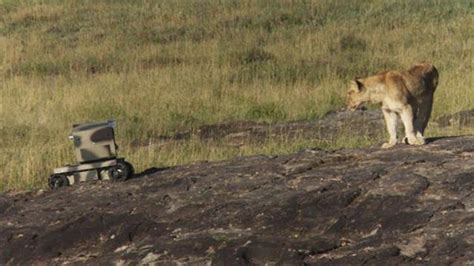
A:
0,0,473,191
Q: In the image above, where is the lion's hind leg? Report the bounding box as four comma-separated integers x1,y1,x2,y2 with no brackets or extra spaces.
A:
414,95,434,138
400,105,425,145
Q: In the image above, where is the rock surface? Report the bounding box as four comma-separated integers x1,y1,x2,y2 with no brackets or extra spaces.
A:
1,135,473,265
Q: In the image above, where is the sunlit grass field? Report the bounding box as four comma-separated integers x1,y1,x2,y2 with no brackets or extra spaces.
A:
1,0,473,191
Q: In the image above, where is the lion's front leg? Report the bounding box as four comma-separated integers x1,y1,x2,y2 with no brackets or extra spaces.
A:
400,106,425,145
382,109,398,148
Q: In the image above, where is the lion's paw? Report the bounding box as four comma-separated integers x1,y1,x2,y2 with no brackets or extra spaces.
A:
402,137,408,144
382,142,396,149
407,136,425,145
413,137,426,145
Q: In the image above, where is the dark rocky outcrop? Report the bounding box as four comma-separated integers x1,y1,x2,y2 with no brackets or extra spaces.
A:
132,109,474,147
132,110,386,148
0,135,473,265
434,109,474,128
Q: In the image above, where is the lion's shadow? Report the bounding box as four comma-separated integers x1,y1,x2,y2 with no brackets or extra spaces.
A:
425,135,469,144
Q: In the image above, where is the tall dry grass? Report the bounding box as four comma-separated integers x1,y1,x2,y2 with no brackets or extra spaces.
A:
1,0,473,191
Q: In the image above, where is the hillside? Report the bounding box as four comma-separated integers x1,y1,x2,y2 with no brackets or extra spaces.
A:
1,135,473,264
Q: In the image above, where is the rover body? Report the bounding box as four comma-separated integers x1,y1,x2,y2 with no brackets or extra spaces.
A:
48,120,134,189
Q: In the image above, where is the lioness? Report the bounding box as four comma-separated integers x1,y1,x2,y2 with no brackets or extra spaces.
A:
346,62,438,148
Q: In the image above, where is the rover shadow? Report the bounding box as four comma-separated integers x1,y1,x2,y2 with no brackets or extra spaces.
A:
130,166,173,180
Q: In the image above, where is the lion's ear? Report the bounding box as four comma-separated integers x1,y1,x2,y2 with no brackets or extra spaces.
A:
351,79,364,92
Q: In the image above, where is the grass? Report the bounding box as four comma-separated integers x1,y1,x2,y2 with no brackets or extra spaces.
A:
0,0,473,191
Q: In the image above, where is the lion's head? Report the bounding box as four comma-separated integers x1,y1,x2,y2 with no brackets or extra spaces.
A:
346,79,367,111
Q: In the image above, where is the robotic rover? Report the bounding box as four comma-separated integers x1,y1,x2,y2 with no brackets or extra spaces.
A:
48,120,134,189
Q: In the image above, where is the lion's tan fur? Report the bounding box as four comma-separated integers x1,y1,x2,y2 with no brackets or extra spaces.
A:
346,62,438,148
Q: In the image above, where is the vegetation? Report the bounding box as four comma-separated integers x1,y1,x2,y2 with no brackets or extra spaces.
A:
1,0,473,191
